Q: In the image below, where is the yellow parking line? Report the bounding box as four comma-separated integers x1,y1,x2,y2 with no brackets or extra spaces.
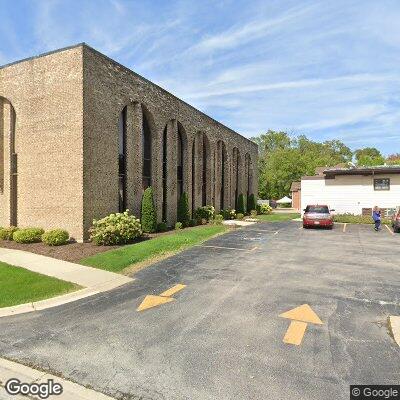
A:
385,224,395,236
298,226,303,230
343,223,347,233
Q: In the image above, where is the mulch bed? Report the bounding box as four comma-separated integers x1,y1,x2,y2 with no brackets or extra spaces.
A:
0,225,226,264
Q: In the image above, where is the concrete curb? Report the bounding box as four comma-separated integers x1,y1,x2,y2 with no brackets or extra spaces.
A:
388,316,400,347
0,357,116,399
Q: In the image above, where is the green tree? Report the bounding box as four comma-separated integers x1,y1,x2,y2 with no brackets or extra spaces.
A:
255,130,353,200
141,187,157,233
237,194,246,214
177,192,190,227
247,193,256,212
354,147,384,166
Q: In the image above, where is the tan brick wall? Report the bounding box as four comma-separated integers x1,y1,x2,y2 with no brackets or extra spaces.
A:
0,47,84,240
82,45,258,234
0,43,258,241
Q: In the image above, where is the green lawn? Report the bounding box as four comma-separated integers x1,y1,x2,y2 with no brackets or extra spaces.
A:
0,262,79,308
256,213,301,222
81,225,228,273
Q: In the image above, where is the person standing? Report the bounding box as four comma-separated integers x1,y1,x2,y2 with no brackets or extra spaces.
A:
372,206,381,231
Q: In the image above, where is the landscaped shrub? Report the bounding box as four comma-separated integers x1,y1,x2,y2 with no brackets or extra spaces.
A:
0,226,19,241
220,208,236,220
177,192,190,227
333,213,391,225
194,205,215,221
250,210,258,218
42,229,70,246
189,219,197,227
257,203,273,215
236,213,244,220
211,215,224,225
247,194,256,213
237,194,246,215
141,187,157,233
175,222,183,230
157,222,168,232
13,228,45,244
89,210,142,245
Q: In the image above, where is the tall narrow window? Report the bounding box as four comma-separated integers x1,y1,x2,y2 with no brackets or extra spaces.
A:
220,142,226,210
246,154,251,198
234,148,239,209
202,135,207,206
118,107,127,212
162,126,167,221
192,141,195,216
142,112,152,189
177,127,184,202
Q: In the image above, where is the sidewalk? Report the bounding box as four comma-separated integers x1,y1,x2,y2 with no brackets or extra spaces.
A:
0,248,133,317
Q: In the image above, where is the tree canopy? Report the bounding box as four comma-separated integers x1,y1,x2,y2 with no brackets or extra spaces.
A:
253,130,397,200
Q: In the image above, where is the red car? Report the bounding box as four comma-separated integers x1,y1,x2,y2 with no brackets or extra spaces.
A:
303,205,334,229
391,207,400,233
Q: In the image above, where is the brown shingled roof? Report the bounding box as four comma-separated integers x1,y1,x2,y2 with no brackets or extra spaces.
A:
290,181,301,191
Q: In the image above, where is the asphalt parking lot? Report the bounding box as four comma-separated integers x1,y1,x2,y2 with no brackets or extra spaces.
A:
1,221,399,400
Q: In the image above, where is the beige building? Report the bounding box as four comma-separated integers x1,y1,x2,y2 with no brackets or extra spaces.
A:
0,43,258,241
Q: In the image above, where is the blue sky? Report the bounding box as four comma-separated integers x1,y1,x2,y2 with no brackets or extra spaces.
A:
1,0,399,155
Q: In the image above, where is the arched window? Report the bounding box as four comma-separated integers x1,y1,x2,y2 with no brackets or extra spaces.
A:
177,125,184,201
202,134,207,206
191,141,195,215
162,126,167,221
142,111,152,189
118,106,127,212
233,148,240,208
246,153,251,198
219,141,227,210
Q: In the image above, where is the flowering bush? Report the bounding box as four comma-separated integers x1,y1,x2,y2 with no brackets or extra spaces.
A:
220,208,236,220
89,210,142,245
257,204,273,215
195,205,215,221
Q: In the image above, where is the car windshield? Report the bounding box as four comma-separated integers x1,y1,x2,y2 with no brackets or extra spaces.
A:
305,206,329,213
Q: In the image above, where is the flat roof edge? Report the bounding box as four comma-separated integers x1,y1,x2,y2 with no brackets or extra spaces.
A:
0,43,85,70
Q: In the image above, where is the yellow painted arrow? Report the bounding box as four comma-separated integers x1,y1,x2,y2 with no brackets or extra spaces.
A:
137,284,186,311
279,304,323,345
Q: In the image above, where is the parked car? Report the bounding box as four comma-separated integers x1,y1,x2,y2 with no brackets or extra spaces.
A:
303,205,334,229
391,207,400,233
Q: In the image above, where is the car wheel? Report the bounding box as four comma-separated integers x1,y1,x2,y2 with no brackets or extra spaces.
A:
303,225,307,229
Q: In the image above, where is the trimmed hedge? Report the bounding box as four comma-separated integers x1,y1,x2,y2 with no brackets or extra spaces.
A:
333,213,391,225
177,192,190,227
42,229,70,246
237,194,246,214
13,228,45,244
0,227,19,241
141,187,157,233
247,194,256,213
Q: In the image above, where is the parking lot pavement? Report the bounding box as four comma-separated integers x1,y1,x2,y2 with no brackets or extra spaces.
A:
0,222,399,400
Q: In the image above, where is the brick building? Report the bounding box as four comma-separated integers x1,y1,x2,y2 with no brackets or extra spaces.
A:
0,43,258,241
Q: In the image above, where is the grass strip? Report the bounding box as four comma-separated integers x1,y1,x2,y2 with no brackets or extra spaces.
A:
81,225,228,273
0,262,79,308
256,213,300,222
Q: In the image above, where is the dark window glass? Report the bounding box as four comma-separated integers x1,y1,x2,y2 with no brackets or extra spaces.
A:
192,141,195,215
374,178,390,191
142,112,152,190
202,135,207,206
220,142,225,210
177,128,184,201
118,107,127,212
305,205,330,213
162,127,167,221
